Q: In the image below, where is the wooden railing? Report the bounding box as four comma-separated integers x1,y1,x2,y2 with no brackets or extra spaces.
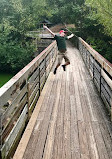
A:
0,34,111,158
79,37,112,120
0,41,57,159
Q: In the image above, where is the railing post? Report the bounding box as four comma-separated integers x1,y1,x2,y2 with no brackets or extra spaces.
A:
88,54,90,70
86,50,87,64
39,67,40,96
45,57,47,80
52,47,54,64
0,114,2,151
27,82,30,119
99,67,102,96
110,95,112,121
93,58,95,80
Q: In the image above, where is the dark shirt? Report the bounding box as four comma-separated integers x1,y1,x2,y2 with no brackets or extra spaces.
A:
54,35,68,52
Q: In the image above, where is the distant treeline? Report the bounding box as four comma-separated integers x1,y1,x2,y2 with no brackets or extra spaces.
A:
0,0,111,74
47,0,112,63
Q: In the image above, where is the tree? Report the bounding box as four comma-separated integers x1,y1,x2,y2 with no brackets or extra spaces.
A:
85,0,112,36
0,0,36,74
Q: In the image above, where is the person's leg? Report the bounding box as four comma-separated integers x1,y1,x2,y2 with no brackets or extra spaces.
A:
62,54,70,71
53,63,60,74
53,55,63,74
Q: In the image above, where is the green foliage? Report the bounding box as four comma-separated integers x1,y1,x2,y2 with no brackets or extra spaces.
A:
0,73,13,87
0,0,111,76
0,35,34,74
46,0,86,24
105,47,112,63
86,36,112,63
0,0,48,74
85,0,112,36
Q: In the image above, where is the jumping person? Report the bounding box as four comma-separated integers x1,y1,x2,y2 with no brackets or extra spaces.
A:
43,25,74,74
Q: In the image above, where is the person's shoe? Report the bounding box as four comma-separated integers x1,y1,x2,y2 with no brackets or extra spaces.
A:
62,65,66,71
53,68,57,74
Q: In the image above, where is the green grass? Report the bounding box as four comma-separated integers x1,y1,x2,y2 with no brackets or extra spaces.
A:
0,73,13,88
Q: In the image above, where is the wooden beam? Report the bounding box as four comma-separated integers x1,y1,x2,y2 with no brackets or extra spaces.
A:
13,73,54,159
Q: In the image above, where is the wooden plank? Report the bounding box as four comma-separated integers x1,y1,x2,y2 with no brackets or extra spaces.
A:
1,105,28,159
51,73,65,159
78,83,99,159
13,73,55,159
101,85,111,104
85,122,99,159
30,76,39,95
39,60,45,71
79,69,98,122
101,69,112,89
2,85,27,124
111,98,112,121
99,122,112,158
95,94,112,135
83,67,112,158
80,39,112,121
94,61,101,72
62,78,71,159
92,122,110,159
32,80,57,159
29,67,39,84
94,73,100,85
0,41,57,107
80,53,111,124
29,83,39,105
94,67,100,79
70,95,80,159
2,95,27,143
101,78,112,97
69,72,75,96
29,90,39,113
22,73,56,159
79,38,112,77
84,70,112,136
74,81,84,121
74,41,112,159
23,68,60,159
13,41,112,159
40,66,45,78
103,81,111,97
76,44,112,159
40,72,46,84
94,79,100,92
42,76,62,159
78,121,90,159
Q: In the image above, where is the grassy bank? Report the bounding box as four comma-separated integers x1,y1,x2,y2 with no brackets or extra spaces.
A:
0,73,13,88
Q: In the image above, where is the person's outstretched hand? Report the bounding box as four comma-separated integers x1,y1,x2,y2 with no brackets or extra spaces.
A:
43,25,47,29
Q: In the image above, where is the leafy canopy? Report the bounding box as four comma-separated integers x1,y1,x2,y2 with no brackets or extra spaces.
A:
85,0,112,36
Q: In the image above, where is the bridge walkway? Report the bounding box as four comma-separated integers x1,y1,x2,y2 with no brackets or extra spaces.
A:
13,42,112,159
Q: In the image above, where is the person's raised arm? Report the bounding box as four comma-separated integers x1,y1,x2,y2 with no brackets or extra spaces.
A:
43,25,55,37
64,26,74,39
67,33,74,39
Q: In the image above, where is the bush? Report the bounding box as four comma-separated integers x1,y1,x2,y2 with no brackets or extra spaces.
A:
0,39,34,74
86,36,112,63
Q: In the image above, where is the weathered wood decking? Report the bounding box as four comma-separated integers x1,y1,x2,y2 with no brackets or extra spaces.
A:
13,42,112,159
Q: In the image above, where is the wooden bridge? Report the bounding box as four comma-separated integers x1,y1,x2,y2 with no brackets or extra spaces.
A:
0,36,112,159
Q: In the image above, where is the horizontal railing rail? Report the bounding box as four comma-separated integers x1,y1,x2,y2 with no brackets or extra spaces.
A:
0,41,57,159
79,37,112,120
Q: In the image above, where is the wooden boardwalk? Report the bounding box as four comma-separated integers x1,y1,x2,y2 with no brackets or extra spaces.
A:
13,42,112,159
